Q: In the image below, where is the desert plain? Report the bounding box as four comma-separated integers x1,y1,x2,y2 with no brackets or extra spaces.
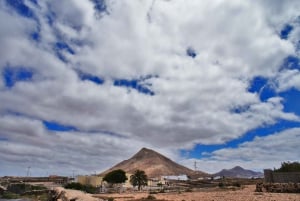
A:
94,185,300,201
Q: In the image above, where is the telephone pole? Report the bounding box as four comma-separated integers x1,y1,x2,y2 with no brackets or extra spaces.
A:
26,166,31,177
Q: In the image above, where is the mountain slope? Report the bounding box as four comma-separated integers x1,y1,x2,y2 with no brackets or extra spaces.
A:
213,166,263,178
100,148,207,178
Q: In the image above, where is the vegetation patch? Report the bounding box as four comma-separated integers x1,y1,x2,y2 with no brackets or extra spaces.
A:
145,195,156,200
130,170,148,191
22,192,49,201
218,182,225,188
103,169,128,185
64,182,98,194
6,183,47,194
0,183,49,201
1,191,20,199
274,161,300,172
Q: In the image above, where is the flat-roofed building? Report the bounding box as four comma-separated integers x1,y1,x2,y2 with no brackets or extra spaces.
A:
77,175,102,187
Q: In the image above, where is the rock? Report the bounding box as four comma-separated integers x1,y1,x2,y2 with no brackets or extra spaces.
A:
259,182,300,193
50,187,104,201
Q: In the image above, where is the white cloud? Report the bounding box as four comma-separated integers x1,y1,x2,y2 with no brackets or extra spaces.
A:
0,0,300,175
181,128,300,173
256,0,300,30
0,114,153,176
275,69,300,91
0,4,36,68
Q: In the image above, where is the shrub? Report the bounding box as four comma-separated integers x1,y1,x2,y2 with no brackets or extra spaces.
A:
145,195,156,200
7,183,32,194
232,182,241,187
274,161,300,172
107,197,114,201
64,182,97,194
218,182,225,188
1,191,20,199
159,189,165,193
31,185,47,191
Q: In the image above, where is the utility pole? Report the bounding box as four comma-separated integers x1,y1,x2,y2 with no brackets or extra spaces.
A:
26,166,31,177
25,166,31,192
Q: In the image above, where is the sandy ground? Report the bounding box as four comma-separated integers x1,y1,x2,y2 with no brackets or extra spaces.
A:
54,187,104,201
95,185,300,201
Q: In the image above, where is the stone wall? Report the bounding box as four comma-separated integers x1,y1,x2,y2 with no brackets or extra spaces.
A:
256,182,300,193
264,169,300,183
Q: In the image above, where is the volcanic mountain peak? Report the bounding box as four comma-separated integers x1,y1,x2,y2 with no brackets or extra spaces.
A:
132,147,162,159
232,166,244,171
100,147,208,178
214,166,263,178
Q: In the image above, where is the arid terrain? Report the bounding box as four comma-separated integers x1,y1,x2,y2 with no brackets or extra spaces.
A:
100,148,207,178
95,185,300,201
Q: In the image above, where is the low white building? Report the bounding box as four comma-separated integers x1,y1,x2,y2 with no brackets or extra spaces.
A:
162,174,188,181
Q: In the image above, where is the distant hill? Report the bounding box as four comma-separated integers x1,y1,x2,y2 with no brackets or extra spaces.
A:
213,166,263,178
100,147,208,178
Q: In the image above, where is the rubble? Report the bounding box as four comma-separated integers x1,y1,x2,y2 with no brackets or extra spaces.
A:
49,187,104,201
256,182,300,193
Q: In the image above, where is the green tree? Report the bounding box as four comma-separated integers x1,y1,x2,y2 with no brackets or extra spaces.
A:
130,170,148,191
103,169,128,185
275,161,300,172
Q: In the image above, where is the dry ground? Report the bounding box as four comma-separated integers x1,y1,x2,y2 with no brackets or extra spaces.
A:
95,185,300,201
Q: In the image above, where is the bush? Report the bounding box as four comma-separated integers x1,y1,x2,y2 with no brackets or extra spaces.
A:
218,182,225,188
31,185,47,191
232,182,241,187
64,182,97,194
107,197,114,201
21,193,49,201
145,195,156,200
274,161,300,172
7,183,32,194
159,189,165,193
1,191,20,199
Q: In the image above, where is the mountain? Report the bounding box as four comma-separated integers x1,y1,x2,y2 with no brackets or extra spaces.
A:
213,166,263,178
100,147,207,178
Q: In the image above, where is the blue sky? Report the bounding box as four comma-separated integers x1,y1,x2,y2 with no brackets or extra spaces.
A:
1,0,300,176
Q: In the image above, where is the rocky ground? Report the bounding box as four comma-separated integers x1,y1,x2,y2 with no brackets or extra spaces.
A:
52,187,104,201
95,185,300,201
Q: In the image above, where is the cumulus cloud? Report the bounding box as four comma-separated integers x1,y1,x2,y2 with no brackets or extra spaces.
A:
0,0,300,175
0,114,153,176
275,69,300,91
181,128,300,173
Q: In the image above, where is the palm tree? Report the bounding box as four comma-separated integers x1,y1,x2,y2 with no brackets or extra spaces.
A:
130,170,148,191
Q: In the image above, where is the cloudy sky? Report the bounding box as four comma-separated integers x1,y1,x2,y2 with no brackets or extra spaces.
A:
1,0,300,176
